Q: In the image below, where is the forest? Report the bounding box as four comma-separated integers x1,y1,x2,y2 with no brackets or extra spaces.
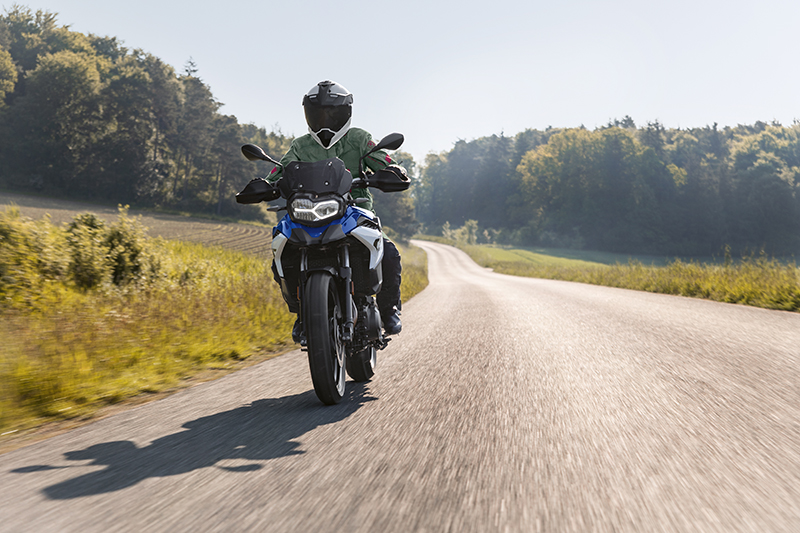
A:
0,6,416,233
417,119,800,256
0,6,294,220
2,6,798,256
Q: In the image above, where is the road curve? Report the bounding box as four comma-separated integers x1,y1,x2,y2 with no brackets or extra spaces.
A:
2,240,800,532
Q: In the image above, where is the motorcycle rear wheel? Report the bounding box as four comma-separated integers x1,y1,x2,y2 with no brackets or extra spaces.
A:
305,272,346,405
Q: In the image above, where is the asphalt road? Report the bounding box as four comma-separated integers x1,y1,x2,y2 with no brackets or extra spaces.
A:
2,240,800,532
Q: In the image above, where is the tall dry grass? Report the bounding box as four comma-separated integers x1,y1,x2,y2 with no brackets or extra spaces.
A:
398,242,428,302
0,207,292,433
1,208,429,434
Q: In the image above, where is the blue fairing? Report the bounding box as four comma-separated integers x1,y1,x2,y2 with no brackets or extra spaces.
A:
273,206,374,239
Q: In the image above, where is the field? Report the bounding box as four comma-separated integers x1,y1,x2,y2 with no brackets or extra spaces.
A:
0,191,274,255
419,236,800,312
0,191,427,301
422,235,715,267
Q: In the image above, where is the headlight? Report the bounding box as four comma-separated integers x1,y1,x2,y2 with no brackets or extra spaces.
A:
290,197,343,224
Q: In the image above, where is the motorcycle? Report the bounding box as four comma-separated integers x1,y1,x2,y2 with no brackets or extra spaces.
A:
235,133,410,404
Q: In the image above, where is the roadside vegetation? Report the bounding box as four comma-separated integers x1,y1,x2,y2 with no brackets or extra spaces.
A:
0,206,428,436
419,224,800,312
398,242,428,300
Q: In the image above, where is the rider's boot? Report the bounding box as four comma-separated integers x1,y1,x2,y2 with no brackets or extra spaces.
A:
380,306,402,335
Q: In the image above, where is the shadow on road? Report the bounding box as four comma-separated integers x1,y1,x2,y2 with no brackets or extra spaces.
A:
11,384,375,499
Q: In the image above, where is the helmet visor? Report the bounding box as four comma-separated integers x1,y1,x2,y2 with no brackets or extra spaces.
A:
305,105,351,134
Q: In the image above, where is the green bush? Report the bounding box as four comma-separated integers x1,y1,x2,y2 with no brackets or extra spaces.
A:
66,213,109,289
0,207,294,433
66,207,156,289
0,207,39,296
0,207,71,303
103,207,150,285
0,206,158,295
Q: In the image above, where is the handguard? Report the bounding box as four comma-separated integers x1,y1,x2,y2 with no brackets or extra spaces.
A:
236,178,281,204
367,165,410,193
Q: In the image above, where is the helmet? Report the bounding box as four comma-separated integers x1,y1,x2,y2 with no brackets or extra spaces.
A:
302,80,353,149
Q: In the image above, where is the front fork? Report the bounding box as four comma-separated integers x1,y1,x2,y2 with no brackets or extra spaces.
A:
298,244,355,344
339,244,355,342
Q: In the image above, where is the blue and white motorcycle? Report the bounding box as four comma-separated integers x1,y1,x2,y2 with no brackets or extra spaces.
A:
236,133,409,404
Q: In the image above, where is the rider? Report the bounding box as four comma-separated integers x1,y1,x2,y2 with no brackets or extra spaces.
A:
266,80,406,343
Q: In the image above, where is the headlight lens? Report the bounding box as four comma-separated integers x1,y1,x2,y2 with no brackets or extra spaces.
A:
290,197,342,223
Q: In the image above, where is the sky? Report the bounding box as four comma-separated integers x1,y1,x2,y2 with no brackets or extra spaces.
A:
8,0,800,164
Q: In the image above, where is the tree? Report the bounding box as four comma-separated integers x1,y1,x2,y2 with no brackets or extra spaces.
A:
210,113,250,216
5,49,102,191
729,126,800,252
89,53,158,201
171,72,219,205
639,120,666,157
138,53,181,199
0,8,283,218
516,127,664,251
0,45,16,106
371,150,419,240
415,151,448,230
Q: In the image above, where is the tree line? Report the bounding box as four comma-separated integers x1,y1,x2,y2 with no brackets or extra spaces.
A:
0,6,421,233
416,118,800,256
0,6,293,220
3,7,797,255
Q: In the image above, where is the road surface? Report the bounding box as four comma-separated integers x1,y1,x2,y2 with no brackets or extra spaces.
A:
2,240,799,532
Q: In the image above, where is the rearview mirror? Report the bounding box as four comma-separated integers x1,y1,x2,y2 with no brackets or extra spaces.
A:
372,133,404,153
242,144,280,165
358,132,404,178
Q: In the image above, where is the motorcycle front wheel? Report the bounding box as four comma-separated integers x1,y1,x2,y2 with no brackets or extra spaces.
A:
305,272,346,404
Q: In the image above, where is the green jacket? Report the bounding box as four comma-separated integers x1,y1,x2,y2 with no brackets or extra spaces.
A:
266,127,396,213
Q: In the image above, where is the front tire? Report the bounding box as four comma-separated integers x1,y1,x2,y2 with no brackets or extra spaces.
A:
305,272,346,405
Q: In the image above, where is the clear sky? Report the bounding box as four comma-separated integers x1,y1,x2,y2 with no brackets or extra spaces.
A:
9,0,800,163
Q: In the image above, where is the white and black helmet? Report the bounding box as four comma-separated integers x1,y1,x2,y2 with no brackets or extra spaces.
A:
302,80,353,149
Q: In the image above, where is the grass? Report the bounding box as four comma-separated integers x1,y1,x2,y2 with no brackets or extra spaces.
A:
398,241,428,301
0,235,295,435
418,236,800,312
0,205,429,438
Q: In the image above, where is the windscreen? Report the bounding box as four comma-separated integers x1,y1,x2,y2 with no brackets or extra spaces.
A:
279,157,353,197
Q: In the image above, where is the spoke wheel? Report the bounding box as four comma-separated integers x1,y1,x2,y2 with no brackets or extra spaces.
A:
305,272,346,404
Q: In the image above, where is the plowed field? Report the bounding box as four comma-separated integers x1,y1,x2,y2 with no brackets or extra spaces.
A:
0,192,272,255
